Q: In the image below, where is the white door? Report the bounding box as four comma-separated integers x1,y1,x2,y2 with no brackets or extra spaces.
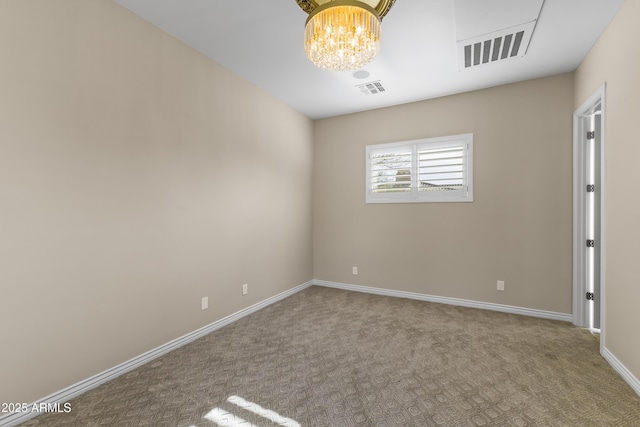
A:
573,85,605,332
585,108,601,329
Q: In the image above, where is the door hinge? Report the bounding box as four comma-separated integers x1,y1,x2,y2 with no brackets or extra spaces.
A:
587,131,595,140
586,292,595,301
586,239,595,247
587,185,595,193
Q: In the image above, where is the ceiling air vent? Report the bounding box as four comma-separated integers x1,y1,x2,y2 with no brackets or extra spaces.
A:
357,80,386,95
457,21,537,70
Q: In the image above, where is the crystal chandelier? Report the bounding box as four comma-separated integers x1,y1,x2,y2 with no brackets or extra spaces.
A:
296,0,396,71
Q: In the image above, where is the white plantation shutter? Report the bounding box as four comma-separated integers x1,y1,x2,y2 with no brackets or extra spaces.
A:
366,134,473,203
370,149,412,194
418,143,466,194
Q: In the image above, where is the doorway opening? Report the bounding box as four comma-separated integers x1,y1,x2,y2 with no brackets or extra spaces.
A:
573,84,606,336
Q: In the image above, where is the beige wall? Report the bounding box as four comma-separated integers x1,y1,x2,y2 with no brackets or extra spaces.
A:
0,0,313,403
314,73,574,313
575,0,640,383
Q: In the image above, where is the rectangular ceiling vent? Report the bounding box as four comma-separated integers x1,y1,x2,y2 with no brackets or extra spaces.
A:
357,80,386,95
457,20,537,70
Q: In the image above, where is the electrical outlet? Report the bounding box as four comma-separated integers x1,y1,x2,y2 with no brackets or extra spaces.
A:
201,297,209,310
497,280,505,291
242,284,248,296
352,266,358,275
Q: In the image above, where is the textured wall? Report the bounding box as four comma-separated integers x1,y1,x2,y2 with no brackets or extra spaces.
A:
314,73,574,314
575,0,640,386
0,0,313,403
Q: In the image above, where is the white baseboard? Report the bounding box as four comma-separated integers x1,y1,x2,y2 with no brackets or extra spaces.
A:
313,279,573,322
602,346,640,396
0,281,313,427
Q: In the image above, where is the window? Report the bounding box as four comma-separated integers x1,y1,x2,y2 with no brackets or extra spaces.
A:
366,133,473,203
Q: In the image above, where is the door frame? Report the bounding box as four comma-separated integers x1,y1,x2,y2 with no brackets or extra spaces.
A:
573,84,606,343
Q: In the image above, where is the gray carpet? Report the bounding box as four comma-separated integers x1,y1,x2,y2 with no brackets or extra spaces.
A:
20,286,640,426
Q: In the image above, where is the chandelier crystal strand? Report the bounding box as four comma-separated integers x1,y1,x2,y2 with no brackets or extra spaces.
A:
304,4,381,71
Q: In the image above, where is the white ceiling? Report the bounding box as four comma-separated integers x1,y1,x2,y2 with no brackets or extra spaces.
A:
114,0,623,119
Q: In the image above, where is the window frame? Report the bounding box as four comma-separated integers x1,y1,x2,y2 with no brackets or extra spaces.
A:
365,133,474,204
